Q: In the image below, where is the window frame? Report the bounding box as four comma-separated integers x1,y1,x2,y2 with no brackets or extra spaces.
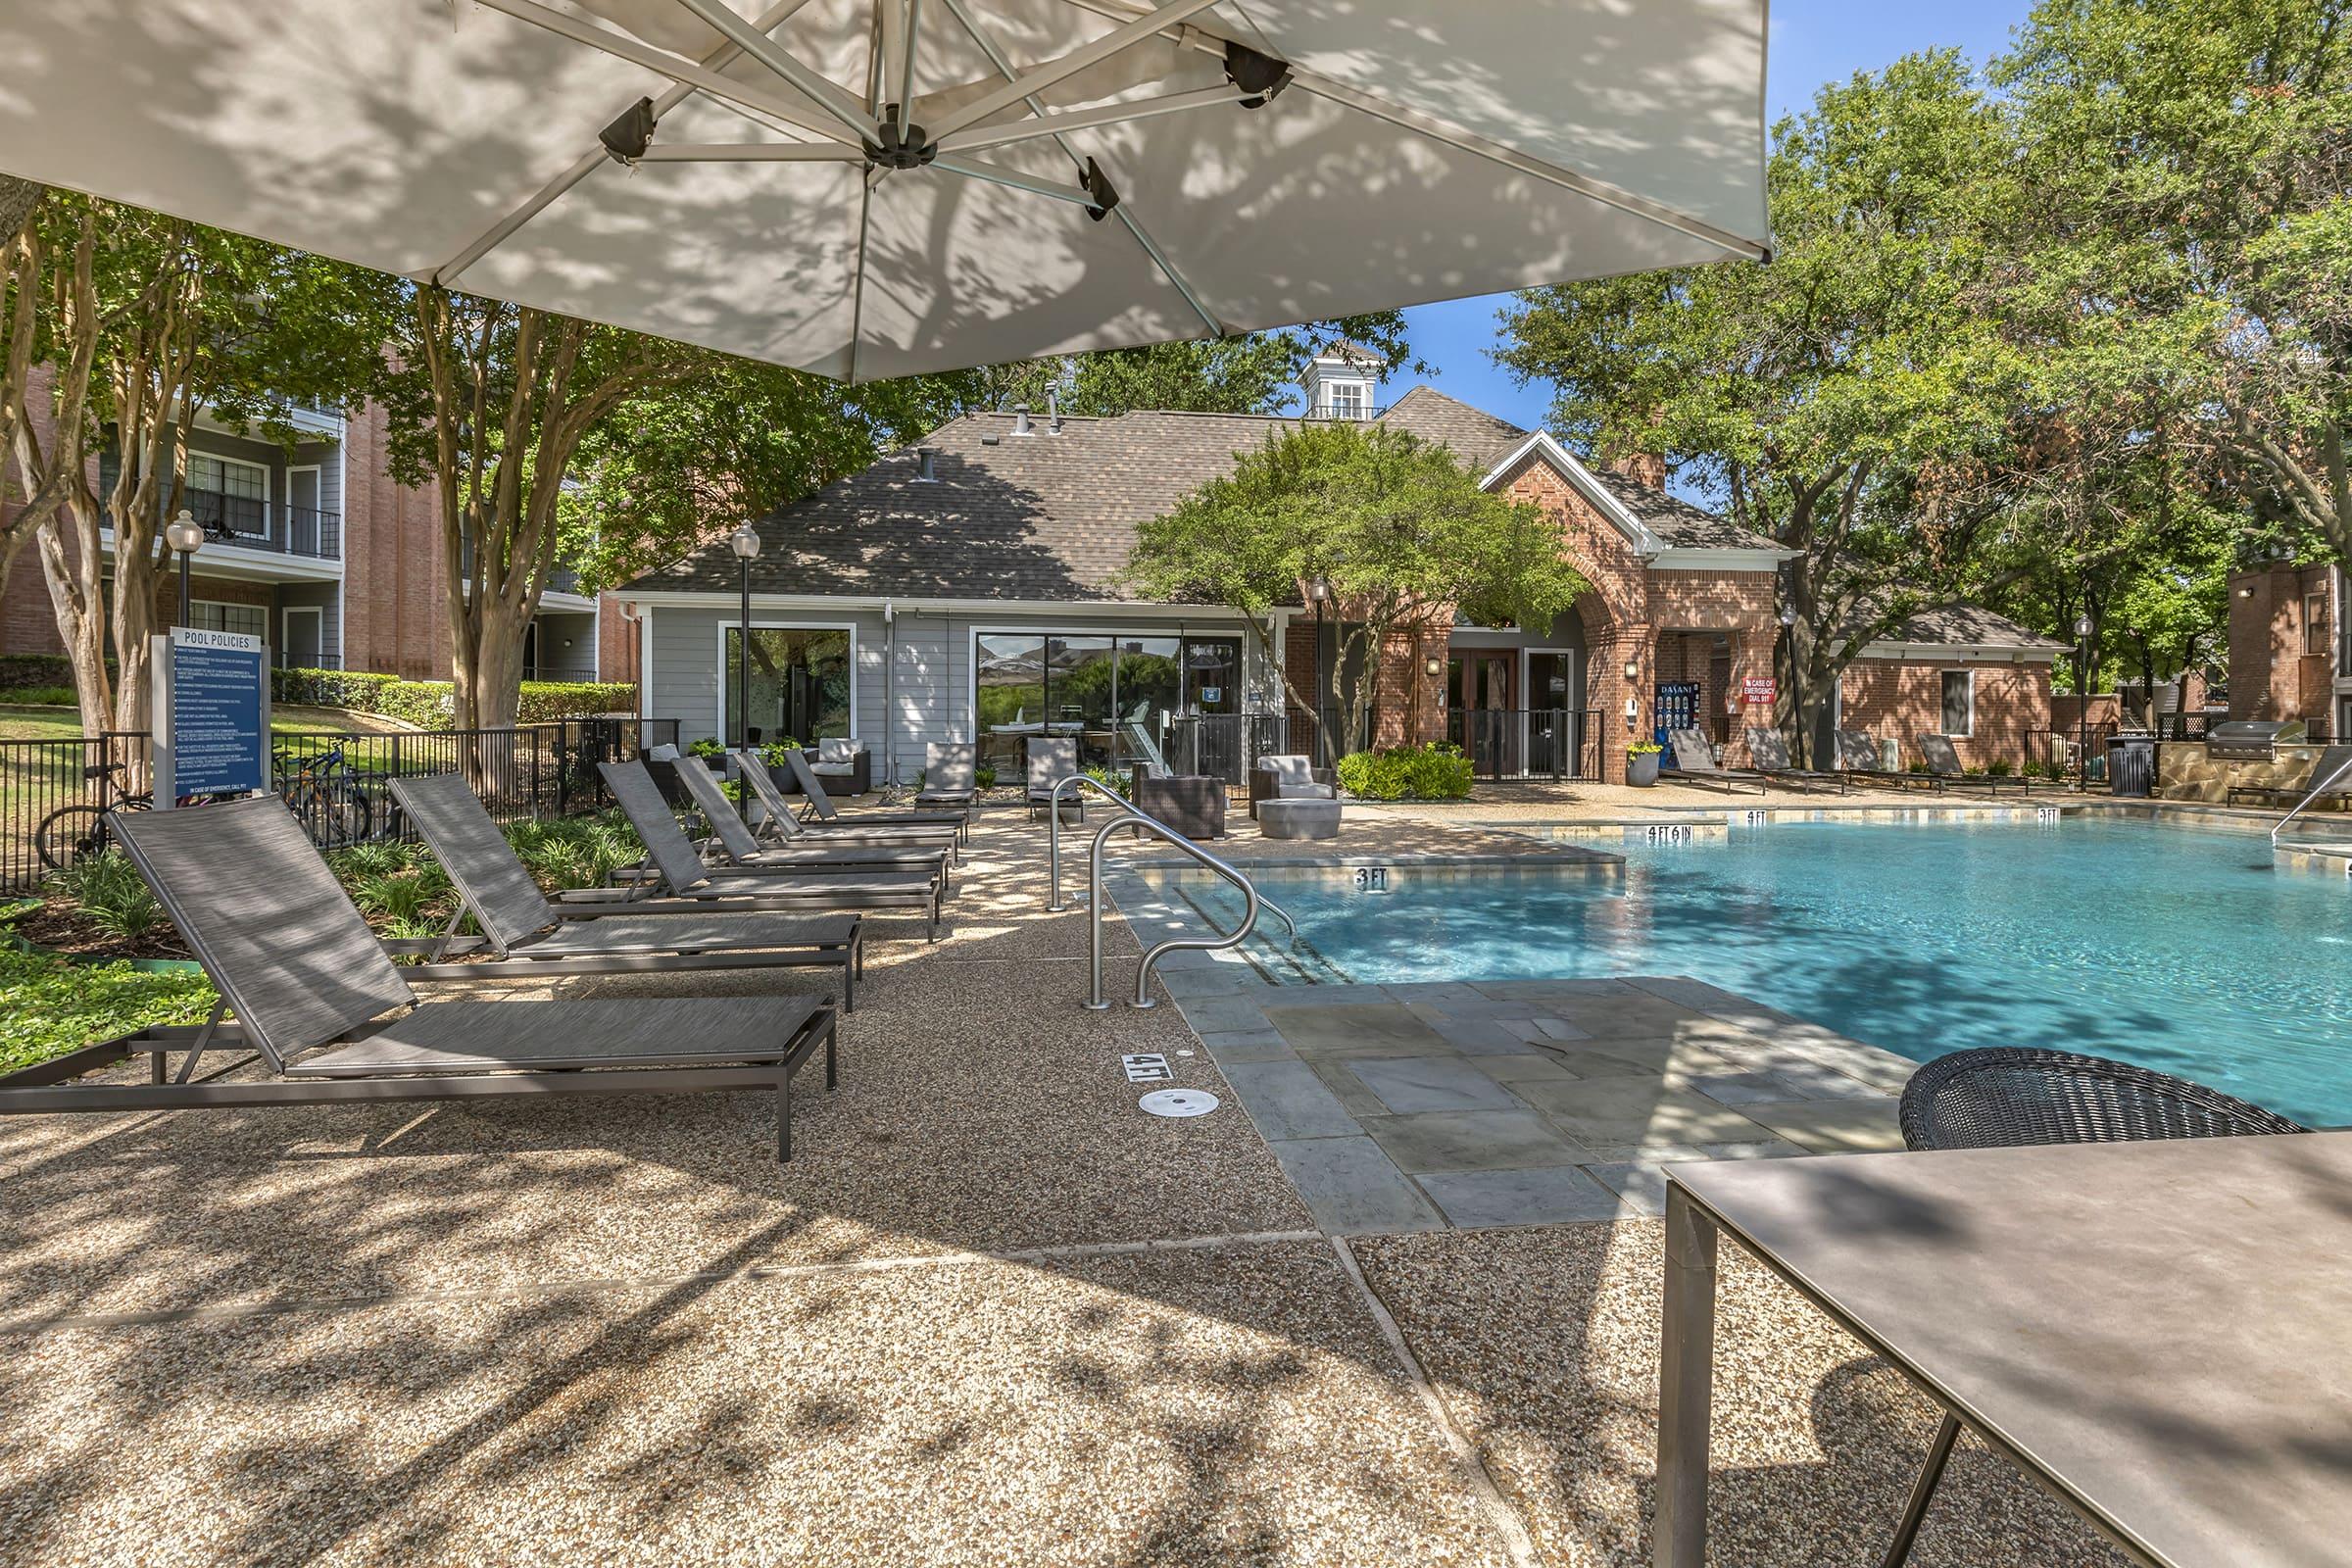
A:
2305,591,2329,657
712,619,858,747
188,599,269,643
187,451,273,542
1939,668,1975,738
1323,379,1368,419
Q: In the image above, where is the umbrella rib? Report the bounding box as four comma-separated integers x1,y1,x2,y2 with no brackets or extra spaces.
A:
471,0,853,145
933,0,1226,336
936,84,1250,153
433,0,821,285
671,0,880,141
897,0,923,136
636,144,868,162
1047,0,1773,264
847,179,874,385
930,157,1098,206
928,0,1226,142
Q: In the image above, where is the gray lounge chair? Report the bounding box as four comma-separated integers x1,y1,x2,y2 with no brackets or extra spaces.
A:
1663,728,1768,793
0,796,839,1160
735,752,961,858
1024,736,1081,820
1915,733,2026,794
1835,728,1935,790
914,742,977,808
780,747,970,842
668,754,952,887
601,761,946,939
386,772,864,1008
1742,728,1847,794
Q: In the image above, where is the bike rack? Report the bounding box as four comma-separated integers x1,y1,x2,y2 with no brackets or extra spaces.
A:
1082,805,1296,1012
2272,749,2352,850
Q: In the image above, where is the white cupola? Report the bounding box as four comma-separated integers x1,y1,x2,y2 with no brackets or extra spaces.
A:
1301,342,1380,419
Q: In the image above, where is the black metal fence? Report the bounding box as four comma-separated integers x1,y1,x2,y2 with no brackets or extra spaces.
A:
0,716,678,895
1446,708,1603,782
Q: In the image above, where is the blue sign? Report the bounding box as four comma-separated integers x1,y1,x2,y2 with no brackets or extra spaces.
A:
168,629,267,798
1655,680,1700,747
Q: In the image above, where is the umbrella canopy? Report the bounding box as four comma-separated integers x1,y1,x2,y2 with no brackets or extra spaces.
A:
0,0,1768,381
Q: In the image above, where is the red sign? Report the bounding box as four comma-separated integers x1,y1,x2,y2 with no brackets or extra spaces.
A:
1742,676,1777,704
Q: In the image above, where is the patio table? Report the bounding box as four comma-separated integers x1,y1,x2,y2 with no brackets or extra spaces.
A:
1655,1133,2352,1568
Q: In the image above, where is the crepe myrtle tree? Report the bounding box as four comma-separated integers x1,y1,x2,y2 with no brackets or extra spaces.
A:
1123,420,1588,751
0,175,81,616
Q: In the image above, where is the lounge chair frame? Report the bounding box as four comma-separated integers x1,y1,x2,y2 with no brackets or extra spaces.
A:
780,748,971,842
1741,729,1848,795
733,751,961,860
668,753,953,886
1661,728,1768,794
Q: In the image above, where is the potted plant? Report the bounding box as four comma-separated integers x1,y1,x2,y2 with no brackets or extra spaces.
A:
1626,741,1664,787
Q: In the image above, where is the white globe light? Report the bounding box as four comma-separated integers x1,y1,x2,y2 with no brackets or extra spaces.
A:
729,523,762,560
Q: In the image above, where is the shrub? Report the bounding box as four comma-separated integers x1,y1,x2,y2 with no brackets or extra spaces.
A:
1986,758,2014,777
687,736,727,760
0,654,109,694
272,667,401,710
0,948,214,1075
976,765,999,790
758,739,805,766
269,667,636,727
1336,742,1473,801
2,685,75,707
1907,760,1930,773
48,851,166,944
514,681,638,722
1083,764,1132,798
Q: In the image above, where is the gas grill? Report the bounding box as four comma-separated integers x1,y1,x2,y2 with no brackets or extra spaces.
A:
2206,720,2308,761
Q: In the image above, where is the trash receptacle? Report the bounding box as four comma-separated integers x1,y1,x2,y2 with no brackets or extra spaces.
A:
2108,733,2155,797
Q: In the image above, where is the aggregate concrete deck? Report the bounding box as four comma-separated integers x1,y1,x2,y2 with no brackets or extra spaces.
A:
0,806,2121,1566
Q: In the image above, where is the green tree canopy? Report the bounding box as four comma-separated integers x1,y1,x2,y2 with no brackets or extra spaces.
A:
1124,421,1588,739
978,311,1420,417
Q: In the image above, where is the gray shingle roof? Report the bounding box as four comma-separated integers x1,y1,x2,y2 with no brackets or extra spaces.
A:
1875,602,2071,652
622,385,1770,598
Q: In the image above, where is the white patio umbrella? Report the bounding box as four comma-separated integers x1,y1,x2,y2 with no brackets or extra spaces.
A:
0,0,1768,381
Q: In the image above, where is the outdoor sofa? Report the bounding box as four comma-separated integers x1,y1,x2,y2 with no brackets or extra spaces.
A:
805,737,871,797
386,772,865,1008
601,761,948,939
1661,728,1769,793
734,752,962,858
0,795,840,1160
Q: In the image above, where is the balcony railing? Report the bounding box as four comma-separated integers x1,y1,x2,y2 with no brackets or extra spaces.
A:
182,488,341,561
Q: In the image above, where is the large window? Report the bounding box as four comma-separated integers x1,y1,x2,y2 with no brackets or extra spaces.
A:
974,630,1239,777
189,600,268,642
187,453,270,539
1939,669,1975,737
721,626,852,747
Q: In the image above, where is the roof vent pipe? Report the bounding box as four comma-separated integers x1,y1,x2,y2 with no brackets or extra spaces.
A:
1048,387,1063,433
915,447,937,482
1013,403,1033,436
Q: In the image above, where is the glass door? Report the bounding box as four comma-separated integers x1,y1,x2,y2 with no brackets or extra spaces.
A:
1180,637,1242,779
1451,650,1514,774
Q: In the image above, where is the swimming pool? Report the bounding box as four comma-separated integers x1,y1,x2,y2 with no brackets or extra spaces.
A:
1179,818,2352,1125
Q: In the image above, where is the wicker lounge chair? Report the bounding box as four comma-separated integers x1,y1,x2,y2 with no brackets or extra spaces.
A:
779,747,970,842
1662,728,1769,793
668,754,952,886
2228,744,2352,809
1915,733,2027,794
385,773,864,1007
1025,736,1081,821
733,753,961,858
1834,729,1935,790
601,762,946,939
914,743,977,808
0,796,840,1160
1742,729,1847,794
1879,1046,2309,1564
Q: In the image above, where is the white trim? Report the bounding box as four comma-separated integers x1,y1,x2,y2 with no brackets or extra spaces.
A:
1857,640,2065,664
1520,645,1580,711
281,605,323,665
637,605,655,720
1477,431,1661,554
1648,546,1795,571
714,618,859,745
963,621,1253,748
1939,667,1976,738
627,588,1233,618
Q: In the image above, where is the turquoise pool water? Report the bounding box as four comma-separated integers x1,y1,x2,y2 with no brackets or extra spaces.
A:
1205,819,2352,1125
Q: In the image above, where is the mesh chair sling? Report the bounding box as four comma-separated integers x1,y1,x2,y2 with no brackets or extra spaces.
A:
386,773,863,1008
733,753,961,855
601,761,945,939
914,742,978,808
1835,729,1935,790
1914,733,2026,794
1742,729,1848,795
1661,728,1768,794
1025,737,1080,820
779,748,969,841
1874,1046,2310,1566
667,755,951,887
0,795,839,1159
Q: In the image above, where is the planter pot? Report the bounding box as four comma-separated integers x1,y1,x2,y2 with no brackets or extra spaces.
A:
1626,752,1661,787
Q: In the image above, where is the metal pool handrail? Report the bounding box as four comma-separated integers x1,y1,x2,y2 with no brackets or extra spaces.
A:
1086,810,1288,1010
1045,774,1296,941
2272,750,2352,849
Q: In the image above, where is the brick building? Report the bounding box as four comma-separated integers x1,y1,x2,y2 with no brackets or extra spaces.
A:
2228,561,2346,738
1,372,629,685
623,356,2064,786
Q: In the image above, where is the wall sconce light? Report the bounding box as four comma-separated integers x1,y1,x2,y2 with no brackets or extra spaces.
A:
1423,656,1443,677
1621,659,1640,681
2237,586,2256,598
1623,696,1640,721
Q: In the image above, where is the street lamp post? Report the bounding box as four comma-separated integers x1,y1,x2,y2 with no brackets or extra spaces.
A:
729,523,761,822
164,510,206,629
1304,574,1331,763
2075,612,2094,792
1778,603,1802,768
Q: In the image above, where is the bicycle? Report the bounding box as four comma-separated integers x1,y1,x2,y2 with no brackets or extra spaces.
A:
33,760,152,870
273,744,374,847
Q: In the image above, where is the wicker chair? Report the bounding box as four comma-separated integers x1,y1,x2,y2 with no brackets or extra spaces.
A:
1875,1047,2307,1568
1899,1048,2309,1152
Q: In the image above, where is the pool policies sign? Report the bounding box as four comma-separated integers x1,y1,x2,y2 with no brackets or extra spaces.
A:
151,627,270,806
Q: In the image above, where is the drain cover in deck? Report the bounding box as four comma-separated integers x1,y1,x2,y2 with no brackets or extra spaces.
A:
1139,1090,1220,1118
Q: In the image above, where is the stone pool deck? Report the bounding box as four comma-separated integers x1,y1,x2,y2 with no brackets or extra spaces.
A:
0,806,2120,1567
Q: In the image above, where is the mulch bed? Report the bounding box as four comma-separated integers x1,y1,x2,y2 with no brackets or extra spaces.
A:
2,899,194,963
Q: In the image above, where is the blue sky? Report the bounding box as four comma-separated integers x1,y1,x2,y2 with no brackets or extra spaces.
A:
1384,0,2036,430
